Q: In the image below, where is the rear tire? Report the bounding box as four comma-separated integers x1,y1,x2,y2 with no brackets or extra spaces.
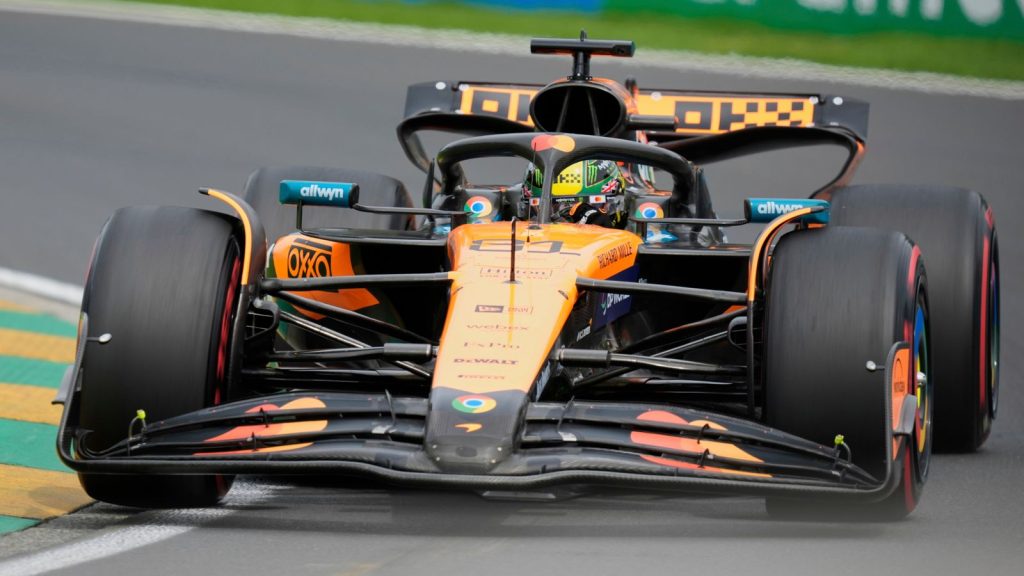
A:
77,206,241,507
243,166,414,243
830,185,998,452
763,227,931,520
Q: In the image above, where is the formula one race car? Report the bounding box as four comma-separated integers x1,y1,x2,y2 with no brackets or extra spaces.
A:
55,36,1000,520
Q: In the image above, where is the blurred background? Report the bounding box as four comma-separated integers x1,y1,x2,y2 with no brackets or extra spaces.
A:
136,0,1024,80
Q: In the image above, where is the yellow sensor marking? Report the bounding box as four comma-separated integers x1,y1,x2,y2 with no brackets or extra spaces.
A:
0,328,75,363
0,464,91,520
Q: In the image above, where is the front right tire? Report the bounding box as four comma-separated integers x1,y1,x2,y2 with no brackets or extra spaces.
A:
764,226,931,519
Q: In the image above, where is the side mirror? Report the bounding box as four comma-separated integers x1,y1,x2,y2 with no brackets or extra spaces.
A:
279,180,360,231
279,180,360,207
744,198,829,224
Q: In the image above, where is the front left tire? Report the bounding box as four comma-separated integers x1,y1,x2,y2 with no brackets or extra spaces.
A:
76,206,241,507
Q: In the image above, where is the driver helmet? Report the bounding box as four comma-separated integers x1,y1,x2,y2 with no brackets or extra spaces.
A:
522,159,627,225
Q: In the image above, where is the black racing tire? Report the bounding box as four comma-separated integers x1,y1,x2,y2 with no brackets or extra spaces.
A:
830,185,998,452
764,227,931,520
77,206,242,507
243,165,415,244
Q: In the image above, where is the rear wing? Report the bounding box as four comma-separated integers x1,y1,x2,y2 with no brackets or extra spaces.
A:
399,81,869,197
403,81,867,138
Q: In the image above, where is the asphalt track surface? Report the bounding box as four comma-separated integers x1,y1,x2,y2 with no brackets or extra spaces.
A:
1,9,1022,576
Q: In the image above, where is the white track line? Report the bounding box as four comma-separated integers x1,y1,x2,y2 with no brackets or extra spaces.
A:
0,482,277,576
1,0,1022,100
0,266,83,307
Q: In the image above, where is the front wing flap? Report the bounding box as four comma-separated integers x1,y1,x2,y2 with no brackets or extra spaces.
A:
58,382,906,502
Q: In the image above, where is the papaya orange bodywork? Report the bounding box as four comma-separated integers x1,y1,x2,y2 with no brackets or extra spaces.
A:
270,234,379,315
435,222,640,395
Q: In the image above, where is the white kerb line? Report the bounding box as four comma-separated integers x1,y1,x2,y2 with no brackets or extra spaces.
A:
0,482,277,576
0,266,83,306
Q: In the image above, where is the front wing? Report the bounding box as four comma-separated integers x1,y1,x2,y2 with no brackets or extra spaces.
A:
57,367,911,504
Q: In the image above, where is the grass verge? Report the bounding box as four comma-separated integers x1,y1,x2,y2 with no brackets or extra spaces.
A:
121,0,1023,81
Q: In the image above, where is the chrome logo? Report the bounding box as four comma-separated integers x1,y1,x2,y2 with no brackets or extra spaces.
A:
635,202,664,219
452,395,497,414
465,196,493,217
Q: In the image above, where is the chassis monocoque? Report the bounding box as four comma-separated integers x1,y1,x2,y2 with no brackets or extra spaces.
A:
55,36,1000,520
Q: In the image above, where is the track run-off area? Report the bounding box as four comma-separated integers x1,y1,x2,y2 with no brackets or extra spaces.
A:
0,294,90,534
0,2,1021,575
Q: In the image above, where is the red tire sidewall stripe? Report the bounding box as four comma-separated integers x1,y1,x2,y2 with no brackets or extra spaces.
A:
904,245,922,512
214,255,242,407
979,232,990,412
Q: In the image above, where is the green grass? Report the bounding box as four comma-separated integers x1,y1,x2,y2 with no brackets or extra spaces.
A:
122,0,1024,81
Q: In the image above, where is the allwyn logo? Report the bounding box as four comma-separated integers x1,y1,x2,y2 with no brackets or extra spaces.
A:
755,200,806,216
300,183,348,202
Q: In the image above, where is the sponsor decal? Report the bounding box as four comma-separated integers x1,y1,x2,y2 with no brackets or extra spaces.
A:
464,341,521,350
464,195,493,218
756,200,806,216
286,238,332,278
891,347,911,432
593,267,638,329
457,374,507,380
473,304,533,314
478,267,552,280
458,85,535,125
576,323,592,341
634,202,664,219
456,423,483,433
465,323,527,331
454,358,518,365
745,198,829,224
596,242,634,268
645,229,679,244
301,183,345,200
452,395,498,414
456,87,816,138
531,134,576,153
634,94,814,136
279,180,356,207
601,292,629,312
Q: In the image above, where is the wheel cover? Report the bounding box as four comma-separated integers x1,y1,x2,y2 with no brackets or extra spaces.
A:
913,298,933,480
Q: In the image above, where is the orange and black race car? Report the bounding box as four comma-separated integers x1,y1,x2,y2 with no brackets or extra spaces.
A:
55,36,999,519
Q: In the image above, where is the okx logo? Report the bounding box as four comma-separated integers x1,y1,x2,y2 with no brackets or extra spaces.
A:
287,238,332,278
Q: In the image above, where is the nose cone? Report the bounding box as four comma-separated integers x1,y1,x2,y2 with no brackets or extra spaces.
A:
425,388,526,474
